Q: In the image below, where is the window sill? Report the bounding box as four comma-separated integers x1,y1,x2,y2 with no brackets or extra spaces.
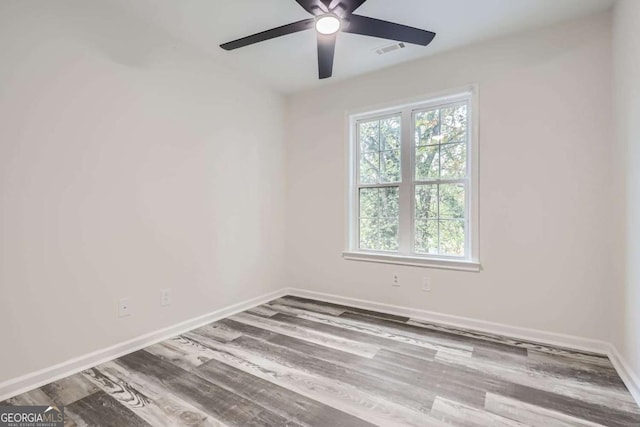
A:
342,251,482,272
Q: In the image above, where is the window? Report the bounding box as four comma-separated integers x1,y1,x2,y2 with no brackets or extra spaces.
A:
344,90,479,271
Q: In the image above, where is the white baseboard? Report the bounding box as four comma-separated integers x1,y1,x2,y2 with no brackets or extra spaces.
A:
286,288,640,407
0,288,288,402
287,288,611,354
607,344,640,406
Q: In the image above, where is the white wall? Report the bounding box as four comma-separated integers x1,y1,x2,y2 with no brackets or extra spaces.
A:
0,1,285,384
285,13,613,341
612,0,640,384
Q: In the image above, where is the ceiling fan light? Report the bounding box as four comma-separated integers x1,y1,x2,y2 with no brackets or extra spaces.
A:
316,14,341,35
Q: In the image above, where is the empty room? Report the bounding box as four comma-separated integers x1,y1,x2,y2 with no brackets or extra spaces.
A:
1,0,639,426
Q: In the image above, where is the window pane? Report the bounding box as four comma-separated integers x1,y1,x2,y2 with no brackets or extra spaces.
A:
359,120,379,153
415,103,468,180
415,220,438,255
439,220,465,256
381,187,399,217
415,184,466,257
415,110,440,146
416,145,439,180
381,150,401,183
440,142,466,178
439,184,465,219
358,186,399,252
440,105,467,144
379,218,399,251
381,116,401,150
360,152,380,184
415,185,438,219
359,218,378,250
359,188,379,218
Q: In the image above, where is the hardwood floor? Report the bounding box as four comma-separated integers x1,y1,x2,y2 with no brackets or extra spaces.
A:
3,296,639,426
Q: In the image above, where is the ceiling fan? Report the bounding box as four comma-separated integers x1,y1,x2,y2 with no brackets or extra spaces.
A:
220,0,436,79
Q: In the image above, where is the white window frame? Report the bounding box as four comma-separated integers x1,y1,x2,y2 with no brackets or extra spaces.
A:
343,86,480,272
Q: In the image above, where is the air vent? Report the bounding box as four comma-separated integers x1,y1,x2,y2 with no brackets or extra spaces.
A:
375,42,406,55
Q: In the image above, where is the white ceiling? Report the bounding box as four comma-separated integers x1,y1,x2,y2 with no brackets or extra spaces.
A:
113,0,615,94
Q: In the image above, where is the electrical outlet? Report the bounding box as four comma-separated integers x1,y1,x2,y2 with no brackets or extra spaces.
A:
118,298,132,317
161,289,172,307
392,273,400,287
422,277,431,292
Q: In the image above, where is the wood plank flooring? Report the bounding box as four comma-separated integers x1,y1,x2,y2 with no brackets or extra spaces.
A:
2,296,639,426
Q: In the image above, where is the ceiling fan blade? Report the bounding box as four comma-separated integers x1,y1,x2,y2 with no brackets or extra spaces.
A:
220,18,315,50
317,33,337,79
329,0,368,14
295,0,328,15
343,14,436,46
